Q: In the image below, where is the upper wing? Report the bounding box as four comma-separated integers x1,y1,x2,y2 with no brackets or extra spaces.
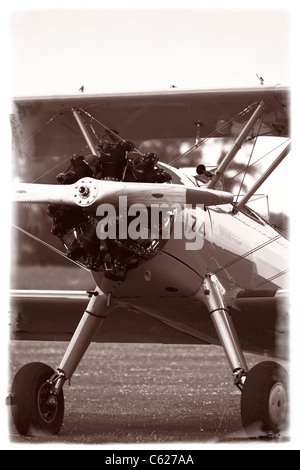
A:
12,86,289,161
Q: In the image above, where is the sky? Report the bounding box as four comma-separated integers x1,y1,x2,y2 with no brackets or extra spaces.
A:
9,6,291,96
6,3,293,216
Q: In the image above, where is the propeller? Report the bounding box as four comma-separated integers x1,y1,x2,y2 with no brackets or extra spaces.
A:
13,178,233,208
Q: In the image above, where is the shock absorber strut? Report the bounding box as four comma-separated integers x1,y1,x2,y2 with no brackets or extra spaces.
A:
202,274,249,389
46,288,118,396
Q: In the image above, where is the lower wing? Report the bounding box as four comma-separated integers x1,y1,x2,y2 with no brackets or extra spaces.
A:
9,288,289,359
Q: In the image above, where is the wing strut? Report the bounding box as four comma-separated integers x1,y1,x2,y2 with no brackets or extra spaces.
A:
207,101,265,189
232,143,291,214
72,108,101,158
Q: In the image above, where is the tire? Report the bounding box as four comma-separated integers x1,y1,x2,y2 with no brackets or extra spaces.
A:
241,361,288,437
11,362,64,436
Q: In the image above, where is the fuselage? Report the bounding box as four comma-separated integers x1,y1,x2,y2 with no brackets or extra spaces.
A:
92,165,288,301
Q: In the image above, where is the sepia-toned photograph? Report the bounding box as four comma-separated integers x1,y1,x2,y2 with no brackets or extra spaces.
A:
3,1,297,451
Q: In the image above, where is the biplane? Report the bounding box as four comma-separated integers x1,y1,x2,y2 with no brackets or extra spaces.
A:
9,86,290,438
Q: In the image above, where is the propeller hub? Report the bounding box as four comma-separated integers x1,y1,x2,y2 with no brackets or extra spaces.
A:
73,178,98,206
79,185,90,196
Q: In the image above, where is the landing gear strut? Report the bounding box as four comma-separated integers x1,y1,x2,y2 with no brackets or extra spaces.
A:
202,274,289,437
10,288,117,436
202,274,248,389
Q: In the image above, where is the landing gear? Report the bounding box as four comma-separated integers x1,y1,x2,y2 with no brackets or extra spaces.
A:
201,274,289,438
11,362,64,435
241,361,288,436
10,288,117,436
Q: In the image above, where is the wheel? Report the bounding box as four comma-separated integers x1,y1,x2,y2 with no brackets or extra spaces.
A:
11,362,64,436
241,361,288,437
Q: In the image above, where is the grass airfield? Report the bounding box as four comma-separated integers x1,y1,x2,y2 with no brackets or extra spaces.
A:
8,341,286,446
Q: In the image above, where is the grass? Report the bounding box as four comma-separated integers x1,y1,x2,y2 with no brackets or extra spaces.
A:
7,341,280,446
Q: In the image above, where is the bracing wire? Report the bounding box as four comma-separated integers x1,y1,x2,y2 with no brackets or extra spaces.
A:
12,224,90,272
234,114,264,203
30,157,72,183
78,108,144,156
212,234,282,276
229,138,291,182
169,102,260,167
21,112,62,147
254,269,289,288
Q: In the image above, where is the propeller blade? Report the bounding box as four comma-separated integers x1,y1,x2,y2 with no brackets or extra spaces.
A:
13,182,77,205
186,187,233,206
13,178,233,208
104,182,234,207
